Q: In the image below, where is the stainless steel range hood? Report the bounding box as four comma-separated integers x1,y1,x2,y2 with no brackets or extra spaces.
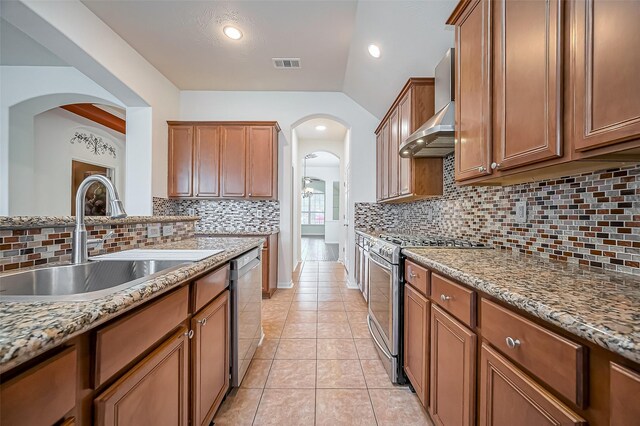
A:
399,48,455,158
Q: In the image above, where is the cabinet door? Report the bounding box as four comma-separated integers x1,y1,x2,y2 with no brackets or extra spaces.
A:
95,329,189,426
404,284,429,408
479,343,586,426
398,91,413,196
192,291,230,426
572,0,640,151
194,126,220,197
381,121,390,200
220,126,247,197
376,132,383,201
247,126,276,198
430,305,475,426
168,125,193,197
610,362,640,426
492,0,562,171
261,246,270,295
389,108,400,198
455,0,492,181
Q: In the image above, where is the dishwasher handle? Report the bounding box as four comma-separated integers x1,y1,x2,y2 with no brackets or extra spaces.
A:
231,248,261,280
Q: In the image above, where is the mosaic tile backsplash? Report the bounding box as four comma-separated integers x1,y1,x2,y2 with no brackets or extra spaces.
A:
153,198,280,234
355,155,640,276
0,220,194,272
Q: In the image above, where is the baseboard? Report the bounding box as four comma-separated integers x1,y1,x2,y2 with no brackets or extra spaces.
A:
346,277,359,290
277,280,294,289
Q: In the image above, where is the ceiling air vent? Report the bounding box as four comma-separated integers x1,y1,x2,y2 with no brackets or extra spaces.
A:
273,58,301,69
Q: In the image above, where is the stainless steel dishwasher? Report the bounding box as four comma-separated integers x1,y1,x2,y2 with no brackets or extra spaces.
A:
230,248,263,387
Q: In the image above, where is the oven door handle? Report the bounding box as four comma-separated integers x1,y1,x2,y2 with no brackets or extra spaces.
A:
368,252,391,271
367,314,393,359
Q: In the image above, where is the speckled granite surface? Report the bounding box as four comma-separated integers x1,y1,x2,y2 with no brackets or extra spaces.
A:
0,237,263,373
403,248,640,363
0,216,199,229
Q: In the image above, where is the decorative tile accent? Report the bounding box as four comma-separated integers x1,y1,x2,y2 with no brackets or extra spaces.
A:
0,220,195,272
355,155,640,275
153,198,280,234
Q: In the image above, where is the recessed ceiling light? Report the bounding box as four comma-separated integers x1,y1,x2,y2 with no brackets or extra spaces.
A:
315,125,327,131
223,26,243,40
368,44,381,58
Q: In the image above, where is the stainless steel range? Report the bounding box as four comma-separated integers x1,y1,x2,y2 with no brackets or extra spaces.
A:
365,232,487,384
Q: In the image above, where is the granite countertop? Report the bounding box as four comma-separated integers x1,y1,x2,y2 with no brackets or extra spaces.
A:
197,229,280,236
0,215,200,229
0,236,264,373
403,248,640,363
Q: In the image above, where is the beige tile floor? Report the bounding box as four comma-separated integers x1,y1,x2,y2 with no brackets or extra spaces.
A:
214,261,434,426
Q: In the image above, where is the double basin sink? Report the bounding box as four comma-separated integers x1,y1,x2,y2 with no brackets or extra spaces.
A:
0,249,223,302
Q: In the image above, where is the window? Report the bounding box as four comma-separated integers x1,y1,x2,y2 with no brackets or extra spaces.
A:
302,188,325,225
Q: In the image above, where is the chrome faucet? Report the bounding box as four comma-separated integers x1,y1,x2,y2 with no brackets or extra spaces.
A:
72,175,127,263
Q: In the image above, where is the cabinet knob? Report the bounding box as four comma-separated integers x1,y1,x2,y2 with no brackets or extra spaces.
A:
198,318,207,326
491,162,501,170
185,329,194,339
409,271,417,278
478,166,486,172
440,294,451,302
505,336,521,349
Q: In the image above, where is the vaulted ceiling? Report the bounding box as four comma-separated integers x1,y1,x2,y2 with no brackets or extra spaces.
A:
82,0,457,118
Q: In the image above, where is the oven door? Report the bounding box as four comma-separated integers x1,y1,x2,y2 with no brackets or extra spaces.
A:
367,251,398,355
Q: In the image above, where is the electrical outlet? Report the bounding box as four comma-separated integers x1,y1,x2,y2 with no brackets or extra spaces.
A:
425,209,433,223
515,201,527,223
256,209,263,218
163,225,174,237
187,208,196,216
147,224,161,238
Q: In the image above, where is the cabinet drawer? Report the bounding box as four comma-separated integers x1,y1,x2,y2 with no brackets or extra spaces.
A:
194,264,229,312
480,298,585,406
95,286,189,387
431,273,475,327
1,347,77,426
610,363,640,426
405,260,429,296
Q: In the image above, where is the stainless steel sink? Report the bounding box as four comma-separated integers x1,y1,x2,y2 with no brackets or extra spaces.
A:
0,260,191,302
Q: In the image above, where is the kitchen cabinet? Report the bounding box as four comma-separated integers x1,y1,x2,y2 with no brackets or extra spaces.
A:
191,290,230,426
430,304,476,426
479,343,585,426
448,0,640,185
94,328,190,426
491,0,563,171
167,121,279,200
168,125,194,197
403,283,429,408
570,0,640,153
375,78,443,202
261,233,279,298
451,0,492,182
609,362,640,426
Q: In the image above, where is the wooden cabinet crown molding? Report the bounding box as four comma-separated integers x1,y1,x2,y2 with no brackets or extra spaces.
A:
167,121,281,133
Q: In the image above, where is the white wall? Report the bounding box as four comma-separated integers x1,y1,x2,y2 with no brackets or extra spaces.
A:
180,91,378,286
19,108,125,216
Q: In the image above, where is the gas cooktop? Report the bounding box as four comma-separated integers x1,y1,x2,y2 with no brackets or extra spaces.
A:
377,233,487,248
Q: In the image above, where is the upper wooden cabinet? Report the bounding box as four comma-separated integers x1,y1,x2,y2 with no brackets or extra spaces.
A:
452,0,492,181
570,0,640,153
168,121,279,200
375,78,444,202
448,0,640,185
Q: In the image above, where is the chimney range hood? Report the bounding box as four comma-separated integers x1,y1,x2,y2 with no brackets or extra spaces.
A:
399,48,455,158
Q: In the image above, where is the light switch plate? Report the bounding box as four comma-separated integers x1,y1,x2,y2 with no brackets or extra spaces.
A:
147,225,161,238
515,201,527,223
163,225,174,237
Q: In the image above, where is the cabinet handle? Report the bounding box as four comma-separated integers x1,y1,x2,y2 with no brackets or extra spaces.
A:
198,318,207,326
505,336,521,349
409,271,417,279
478,166,486,172
491,162,501,170
185,329,194,339
440,294,451,302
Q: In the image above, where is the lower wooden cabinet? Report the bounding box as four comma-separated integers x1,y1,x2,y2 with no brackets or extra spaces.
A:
191,291,230,426
94,328,189,426
403,283,429,407
262,233,279,298
430,304,476,426
479,343,585,426
610,362,640,426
